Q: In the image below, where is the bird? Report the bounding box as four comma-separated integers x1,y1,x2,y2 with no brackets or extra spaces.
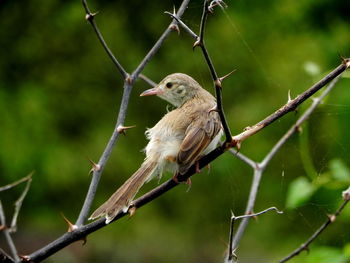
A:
90,73,223,223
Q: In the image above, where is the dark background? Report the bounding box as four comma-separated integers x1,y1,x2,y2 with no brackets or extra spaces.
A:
1,0,350,262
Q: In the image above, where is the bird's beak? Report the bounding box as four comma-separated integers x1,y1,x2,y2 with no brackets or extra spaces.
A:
140,87,163,96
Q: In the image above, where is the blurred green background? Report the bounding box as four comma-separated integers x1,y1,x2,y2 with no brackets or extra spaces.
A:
1,0,350,262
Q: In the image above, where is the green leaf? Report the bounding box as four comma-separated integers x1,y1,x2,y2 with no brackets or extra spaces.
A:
329,159,350,181
286,177,315,209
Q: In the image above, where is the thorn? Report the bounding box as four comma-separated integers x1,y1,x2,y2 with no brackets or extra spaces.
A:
19,255,31,262
85,11,99,21
219,69,236,83
125,74,133,84
287,90,292,103
235,140,241,151
342,58,350,69
327,214,336,223
229,247,238,262
230,210,235,219
342,187,350,201
88,158,101,174
170,24,180,34
304,246,310,254
192,38,202,50
61,213,78,232
206,164,211,174
81,236,87,245
214,78,222,88
116,124,136,135
128,206,137,217
295,125,302,133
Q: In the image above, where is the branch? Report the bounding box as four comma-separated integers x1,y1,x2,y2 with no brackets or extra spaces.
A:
82,0,128,79
10,176,32,232
0,174,32,192
230,76,342,253
0,202,20,263
227,207,283,262
195,0,232,144
279,186,350,263
232,59,350,146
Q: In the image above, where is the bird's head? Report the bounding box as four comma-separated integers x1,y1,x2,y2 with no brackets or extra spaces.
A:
140,73,203,107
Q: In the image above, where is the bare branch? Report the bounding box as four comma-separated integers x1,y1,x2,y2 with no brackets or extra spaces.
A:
228,148,257,169
230,76,342,254
232,61,348,145
81,0,129,79
192,0,233,144
164,11,198,39
0,174,32,192
131,0,191,79
227,207,282,262
260,77,340,169
139,74,157,87
0,202,20,263
10,176,32,232
0,248,15,263
279,186,350,263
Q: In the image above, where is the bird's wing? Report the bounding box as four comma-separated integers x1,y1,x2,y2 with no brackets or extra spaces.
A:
177,112,221,174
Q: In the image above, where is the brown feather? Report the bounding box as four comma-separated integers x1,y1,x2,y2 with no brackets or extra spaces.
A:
177,110,221,174
90,161,157,223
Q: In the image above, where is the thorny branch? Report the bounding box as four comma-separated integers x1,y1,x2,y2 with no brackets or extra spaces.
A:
229,77,343,261
1,0,349,262
0,202,20,263
195,0,232,144
279,186,350,263
227,207,283,261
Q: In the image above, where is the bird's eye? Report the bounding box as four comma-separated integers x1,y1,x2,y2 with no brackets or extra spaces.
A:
166,82,173,89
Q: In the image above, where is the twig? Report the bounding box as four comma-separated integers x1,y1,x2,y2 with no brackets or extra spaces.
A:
194,0,232,144
81,0,128,79
232,60,349,145
0,201,20,263
227,207,283,261
164,11,198,39
75,0,191,227
279,186,350,263
131,0,191,80
10,176,32,232
230,77,342,253
0,175,32,192
139,74,157,87
260,77,340,169
0,248,15,263
228,148,257,169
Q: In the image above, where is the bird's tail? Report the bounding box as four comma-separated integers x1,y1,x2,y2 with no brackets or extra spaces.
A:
89,161,157,223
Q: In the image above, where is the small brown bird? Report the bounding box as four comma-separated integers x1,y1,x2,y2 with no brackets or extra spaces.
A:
90,73,223,223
